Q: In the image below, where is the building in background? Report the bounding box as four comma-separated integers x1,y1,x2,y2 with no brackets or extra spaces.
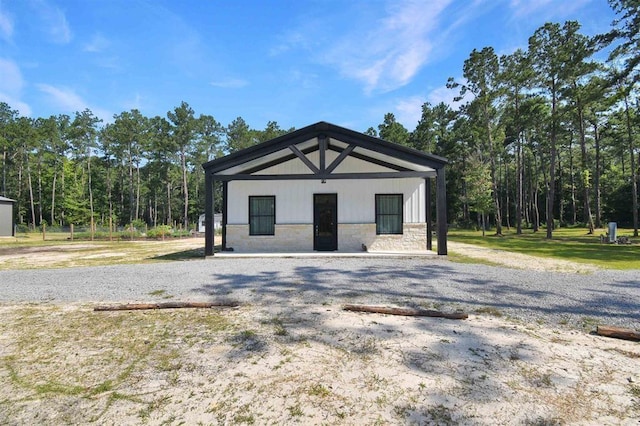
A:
0,196,16,237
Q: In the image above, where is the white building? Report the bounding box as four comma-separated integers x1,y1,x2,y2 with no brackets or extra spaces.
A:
197,213,222,233
202,122,448,255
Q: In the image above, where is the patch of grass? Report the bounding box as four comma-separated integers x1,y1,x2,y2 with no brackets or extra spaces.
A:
287,403,304,417
423,404,455,425
1,305,235,423
630,385,640,398
0,238,208,270
448,227,640,270
523,416,563,426
474,306,503,317
307,383,331,398
445,251,502,266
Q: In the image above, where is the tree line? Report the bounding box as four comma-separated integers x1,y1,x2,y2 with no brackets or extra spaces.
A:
0,0,638,237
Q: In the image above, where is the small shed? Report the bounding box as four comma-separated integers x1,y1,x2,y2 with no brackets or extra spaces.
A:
202,121,448,255
0,196,16,237
198,213,222,233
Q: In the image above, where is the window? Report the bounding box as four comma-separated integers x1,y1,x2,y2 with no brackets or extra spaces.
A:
249,196,275,235
376,194,403,234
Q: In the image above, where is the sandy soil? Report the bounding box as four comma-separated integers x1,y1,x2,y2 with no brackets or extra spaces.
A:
0,303,638,425
0,241,638,424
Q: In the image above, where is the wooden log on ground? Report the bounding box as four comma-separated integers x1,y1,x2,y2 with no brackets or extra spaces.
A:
94,301,239,312
343,304,468,320
596,325,640,342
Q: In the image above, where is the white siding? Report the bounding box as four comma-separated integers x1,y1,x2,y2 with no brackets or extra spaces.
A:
227,178,425,225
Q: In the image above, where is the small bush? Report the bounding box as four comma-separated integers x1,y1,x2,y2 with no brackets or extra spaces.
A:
146,225,173,239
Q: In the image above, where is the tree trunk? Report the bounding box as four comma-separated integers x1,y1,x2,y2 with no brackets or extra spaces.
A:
26,152,36,229
516,134,523,234
577,106,594,233
181,148,189,230
37,152,43,225
343,304,468,320
546,85,558,239
596,325,640,342
623,94,638,237
568,139,576,225
136,163,141,221
87,151,95,237
166,180,172,226
593,121,602,228
51,169,57,225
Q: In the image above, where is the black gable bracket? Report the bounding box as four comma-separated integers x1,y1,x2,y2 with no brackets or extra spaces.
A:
289,144,320,174
325,144,355,174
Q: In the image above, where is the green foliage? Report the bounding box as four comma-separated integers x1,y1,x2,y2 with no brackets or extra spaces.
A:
146,225,173,239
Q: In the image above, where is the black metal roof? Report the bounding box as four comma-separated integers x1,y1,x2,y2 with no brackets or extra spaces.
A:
202,121,447,177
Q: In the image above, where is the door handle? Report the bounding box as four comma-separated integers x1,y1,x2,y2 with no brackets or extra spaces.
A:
315,225,318,236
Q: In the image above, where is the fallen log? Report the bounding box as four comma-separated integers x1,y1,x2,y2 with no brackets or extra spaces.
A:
94,301,239,312
343,304,468,320
596,325,640,342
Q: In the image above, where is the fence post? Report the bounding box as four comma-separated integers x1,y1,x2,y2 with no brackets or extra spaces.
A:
42,223,46,241
70,224,74,241
90,217,95,241
109,217,113,241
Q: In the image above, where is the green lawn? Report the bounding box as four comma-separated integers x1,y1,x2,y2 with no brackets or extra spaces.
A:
448,226,640,270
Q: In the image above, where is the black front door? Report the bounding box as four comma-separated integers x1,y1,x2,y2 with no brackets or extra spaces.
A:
314,194,337,251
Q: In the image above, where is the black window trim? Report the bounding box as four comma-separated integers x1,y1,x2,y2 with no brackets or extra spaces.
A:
375,193,403,235
248,195,276,236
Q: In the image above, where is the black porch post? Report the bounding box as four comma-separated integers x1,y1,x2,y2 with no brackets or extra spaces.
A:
205,172,214,256
222,181,228,250
425,178,432,251
436,168,448,255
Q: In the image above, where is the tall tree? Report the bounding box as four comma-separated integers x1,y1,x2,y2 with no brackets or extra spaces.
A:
167,102,196,229
529,22,582,238
226,117,256,153
450,47,504,234
378,113,409,145
500,49,534,234
69,109,102,230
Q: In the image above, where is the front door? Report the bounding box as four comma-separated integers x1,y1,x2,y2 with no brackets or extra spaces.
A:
314,194,337,251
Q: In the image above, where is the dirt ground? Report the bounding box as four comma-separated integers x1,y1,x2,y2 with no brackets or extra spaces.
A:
0,240,639,425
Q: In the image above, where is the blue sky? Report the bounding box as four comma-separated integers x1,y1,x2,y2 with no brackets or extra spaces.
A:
0,0,617,133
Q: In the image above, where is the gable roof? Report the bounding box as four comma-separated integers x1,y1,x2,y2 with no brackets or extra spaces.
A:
202,121,447,181
0,196,16,203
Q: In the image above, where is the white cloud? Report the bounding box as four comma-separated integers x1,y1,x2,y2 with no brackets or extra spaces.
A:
31,0,72,44
0,58,31,115
0,7,14,42
83,33,110,53
395,96,426,129
321,0,452,94
427,84,464,110
210,78,249,89
273,0,453,94
0,58,23,94
37,83,111,122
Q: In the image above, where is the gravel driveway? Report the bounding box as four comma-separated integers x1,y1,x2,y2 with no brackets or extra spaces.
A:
1,257,638,330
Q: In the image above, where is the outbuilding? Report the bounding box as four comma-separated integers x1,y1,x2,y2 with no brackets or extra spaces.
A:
0,196,16,237
202,121,448,255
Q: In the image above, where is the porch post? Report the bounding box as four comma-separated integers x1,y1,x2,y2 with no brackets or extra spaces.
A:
205,172,215,256
436,167,448,255
425,178,432,251
222,181,228,250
